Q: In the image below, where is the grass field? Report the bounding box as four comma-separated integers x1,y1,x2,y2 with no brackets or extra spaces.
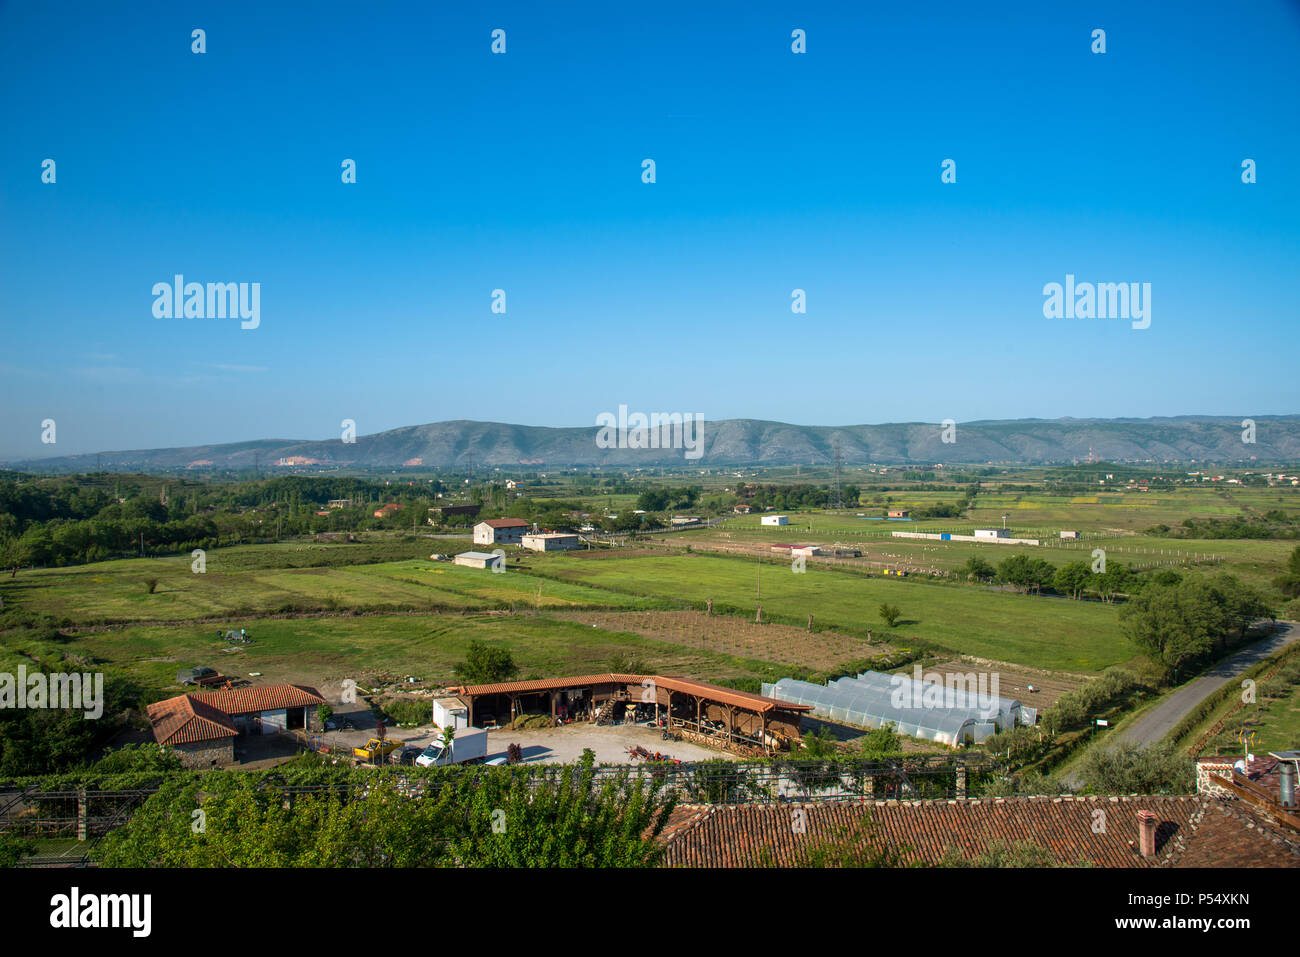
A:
523,552,1132,672
27,611,802,700
1,554,661,625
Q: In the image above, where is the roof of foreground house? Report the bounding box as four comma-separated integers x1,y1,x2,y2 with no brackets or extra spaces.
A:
147,695,238,747
657,794,1300,868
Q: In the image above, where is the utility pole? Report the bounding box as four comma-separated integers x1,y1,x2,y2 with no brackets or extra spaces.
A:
830,438,844,510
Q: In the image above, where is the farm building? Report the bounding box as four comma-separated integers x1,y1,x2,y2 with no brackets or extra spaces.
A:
671,515,703,526
521,533,581,551
148,684,326,767
761,514,789,526
732,504,753,514
473,518,528,545
887,509,911,518
449,673,811,754
453,551,503,569
373,503,401,518
769,544,821,557
973,528,1010,540
1060,530,1080,539
433,696,469,730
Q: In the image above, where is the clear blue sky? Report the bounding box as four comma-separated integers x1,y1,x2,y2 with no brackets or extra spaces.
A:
2,0,1298,459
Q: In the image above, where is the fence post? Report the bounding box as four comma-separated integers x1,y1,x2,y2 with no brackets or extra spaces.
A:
77,788,88,842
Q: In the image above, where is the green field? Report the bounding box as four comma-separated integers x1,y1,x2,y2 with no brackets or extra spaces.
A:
31,611,784,700
2,553,660,625
524,552,1131,672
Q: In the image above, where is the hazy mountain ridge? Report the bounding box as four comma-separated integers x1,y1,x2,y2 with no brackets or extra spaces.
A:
8,416,1300,472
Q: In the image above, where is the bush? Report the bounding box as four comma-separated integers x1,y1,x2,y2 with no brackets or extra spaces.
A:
1039,667,1143,736
92,743,182,774
1075,739,1195,794
380,698,432,727
143,578,158,594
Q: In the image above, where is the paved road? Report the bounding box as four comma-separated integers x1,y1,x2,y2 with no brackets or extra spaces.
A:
1112,621,1298,748
1058,621,1297,789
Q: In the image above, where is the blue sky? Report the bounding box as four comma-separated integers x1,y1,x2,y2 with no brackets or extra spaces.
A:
1,0,1298,459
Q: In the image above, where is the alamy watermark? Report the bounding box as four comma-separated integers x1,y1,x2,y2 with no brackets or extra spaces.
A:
889,665,1000,719
595,405,704,460
152,275,260,330
1042,274,1150,330
0,666,103,719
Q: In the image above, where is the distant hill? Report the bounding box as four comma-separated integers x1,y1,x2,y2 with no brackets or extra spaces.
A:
6,416,1300,473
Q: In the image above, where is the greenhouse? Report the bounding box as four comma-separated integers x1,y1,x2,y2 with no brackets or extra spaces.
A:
762,669,1037,746
829,671,1037,731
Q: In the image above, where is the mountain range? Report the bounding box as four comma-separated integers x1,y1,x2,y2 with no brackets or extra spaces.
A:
7,416,1300,473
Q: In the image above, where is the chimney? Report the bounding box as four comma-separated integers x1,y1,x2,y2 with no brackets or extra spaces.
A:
1136,810,1158,859
1280,763,1296,808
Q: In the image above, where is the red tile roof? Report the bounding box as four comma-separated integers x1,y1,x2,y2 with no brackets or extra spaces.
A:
479,518,528,528
657,796,1246,868
147,695,237,746
451,673,810,713
652,675,814,713
148,684,326,746
453,673,647,697
188,684,325,715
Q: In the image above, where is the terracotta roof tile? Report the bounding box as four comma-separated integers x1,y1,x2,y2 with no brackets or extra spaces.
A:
452,673,810,713
187,683,325,715
658,796,1216,868
147,683,325,747
147,695,237,746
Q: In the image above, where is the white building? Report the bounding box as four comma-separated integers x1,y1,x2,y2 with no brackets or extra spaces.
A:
473,518,528,545
453,551,502,569
433,696,469,730
522,533,581,552
974,528,1010,540
761,514,789,526
1059,530,1080,539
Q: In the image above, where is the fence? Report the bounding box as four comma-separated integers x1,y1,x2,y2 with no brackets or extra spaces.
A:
0,756,1002,865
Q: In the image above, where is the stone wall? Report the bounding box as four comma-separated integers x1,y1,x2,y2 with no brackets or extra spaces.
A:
1196,758,1235,797
174,739,234,768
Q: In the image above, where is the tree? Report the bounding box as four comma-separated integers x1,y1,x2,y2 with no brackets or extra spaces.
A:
960,556,996,583
878,603,902,628
1120,575,1269,682
1275,545,1300,599
1092,562,1135,603
0,536,27,578
996,554,1054,594
1053,560,1092,599
453,640,519,685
